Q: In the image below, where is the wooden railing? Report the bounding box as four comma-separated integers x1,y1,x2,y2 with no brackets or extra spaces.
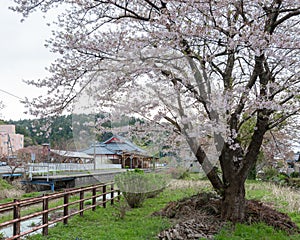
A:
0,183,120,240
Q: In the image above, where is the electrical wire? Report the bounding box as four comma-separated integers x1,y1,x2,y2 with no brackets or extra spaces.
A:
0,88,24,100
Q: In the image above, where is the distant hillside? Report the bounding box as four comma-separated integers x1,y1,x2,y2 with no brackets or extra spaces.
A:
7,115,73,148
3,114,144,150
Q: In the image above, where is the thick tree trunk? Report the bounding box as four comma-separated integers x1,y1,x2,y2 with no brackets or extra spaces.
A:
221,179,246,222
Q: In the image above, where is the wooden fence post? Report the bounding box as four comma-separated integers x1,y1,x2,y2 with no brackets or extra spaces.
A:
0,182,120,240
103,185,107,208
110,183,114,205
42,195,49,236
63,193,69,224
13,199,21,240
92,187,97,211
80,190,84,216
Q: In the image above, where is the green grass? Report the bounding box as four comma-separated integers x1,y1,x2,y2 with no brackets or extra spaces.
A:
43,209,170,240
7,180,300,239
0,180,300,240
0,197,14,204
215,222,300,240
27,186,200,240
290,212,300,229
0,178,14,190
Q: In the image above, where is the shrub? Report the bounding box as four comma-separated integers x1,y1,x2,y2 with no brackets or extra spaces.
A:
247,164,257,180
290,171,300,178
115,171,169,208
178,170,190,180
122,192,146,208
288,178,300,188
146,188,164,198
133,168,144,174
166,167,188,179
261,167,278,181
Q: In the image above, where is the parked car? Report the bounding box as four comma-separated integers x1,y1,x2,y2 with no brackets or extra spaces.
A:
0,161,7,166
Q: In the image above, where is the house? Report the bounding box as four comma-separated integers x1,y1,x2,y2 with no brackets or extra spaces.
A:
0,125,24,158
81,142,118,168
81,135,155,169
16,145,45,163
17,145,93,164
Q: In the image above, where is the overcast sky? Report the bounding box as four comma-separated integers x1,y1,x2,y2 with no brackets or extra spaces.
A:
0,0,56,121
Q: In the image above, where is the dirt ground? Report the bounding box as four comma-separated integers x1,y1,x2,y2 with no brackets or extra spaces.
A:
153,192,299,239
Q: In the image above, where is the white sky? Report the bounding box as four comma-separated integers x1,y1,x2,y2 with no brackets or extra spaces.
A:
0,0,57,121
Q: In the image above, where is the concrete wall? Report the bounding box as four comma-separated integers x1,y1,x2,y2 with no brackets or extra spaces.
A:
0,125,24,156
0,125,15,134
95,155,111,167
28,170,124,191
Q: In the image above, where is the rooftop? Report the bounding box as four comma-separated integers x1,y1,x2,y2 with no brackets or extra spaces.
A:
81,135,148,156
51,149,93,159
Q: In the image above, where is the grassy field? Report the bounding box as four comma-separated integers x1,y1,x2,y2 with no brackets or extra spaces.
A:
23,178,300,240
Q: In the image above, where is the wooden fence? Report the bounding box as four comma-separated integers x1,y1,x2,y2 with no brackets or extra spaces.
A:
0,183,120,240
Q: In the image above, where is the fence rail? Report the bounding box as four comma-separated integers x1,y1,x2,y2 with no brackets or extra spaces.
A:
0,183,120,240
27,163,95,180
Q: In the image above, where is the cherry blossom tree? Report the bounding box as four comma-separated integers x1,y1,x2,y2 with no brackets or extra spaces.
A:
11,0,300,221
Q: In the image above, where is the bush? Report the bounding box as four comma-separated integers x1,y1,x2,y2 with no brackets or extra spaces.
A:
272,173,289,185
122,192,146,208
115,171,169,208
247,164,257,180
146,188,165,198
133,168,144,174
290,171,300,178
288,178,300,188
261,167,278,181
166,167,189,179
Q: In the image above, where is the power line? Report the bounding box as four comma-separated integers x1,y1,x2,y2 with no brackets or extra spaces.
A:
0,88,24,100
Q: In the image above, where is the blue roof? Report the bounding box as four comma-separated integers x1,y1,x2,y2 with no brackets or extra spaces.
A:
81,135,147,156
81,143,115,155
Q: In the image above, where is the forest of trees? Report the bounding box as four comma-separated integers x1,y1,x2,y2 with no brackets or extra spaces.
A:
6,115,73,148
1,114,145,150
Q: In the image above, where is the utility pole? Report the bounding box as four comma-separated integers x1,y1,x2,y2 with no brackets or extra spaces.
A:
6,134,13,163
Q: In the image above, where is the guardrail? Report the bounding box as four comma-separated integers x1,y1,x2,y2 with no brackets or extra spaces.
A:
0,183,120,240
27,163,95,180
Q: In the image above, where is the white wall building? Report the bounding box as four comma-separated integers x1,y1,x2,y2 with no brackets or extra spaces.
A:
0,125,24,157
